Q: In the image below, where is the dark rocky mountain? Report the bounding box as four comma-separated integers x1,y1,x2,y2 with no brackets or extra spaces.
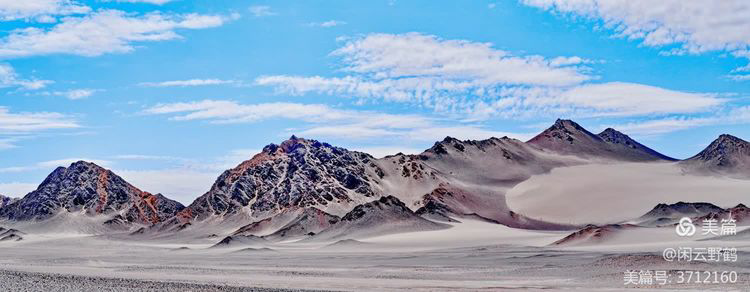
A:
527,119,673,161
680,134,750,177
0,161,184,227
552,224,637,246
169,136,386,231
641,202,724,219
307,196,450,241
211,234,268,248
0,195,18,209
0,226,24,241
636,202,725,226
597,128,675,161
694,204,750,225
232,207,341,241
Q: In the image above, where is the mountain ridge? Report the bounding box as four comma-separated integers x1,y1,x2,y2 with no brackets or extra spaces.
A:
0,161,185,230
3,119,748,242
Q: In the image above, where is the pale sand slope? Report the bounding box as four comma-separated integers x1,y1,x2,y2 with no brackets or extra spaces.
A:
505,162,750,225
360,218,565,250
0,229,748,291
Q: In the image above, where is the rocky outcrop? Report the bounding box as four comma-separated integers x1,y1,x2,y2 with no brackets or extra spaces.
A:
680,134,750,178
0,161,184,227
527,119,673,161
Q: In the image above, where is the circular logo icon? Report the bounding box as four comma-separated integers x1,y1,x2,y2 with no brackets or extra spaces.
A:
675,217,696,237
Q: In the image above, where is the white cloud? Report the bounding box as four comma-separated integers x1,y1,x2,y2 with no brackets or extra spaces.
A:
256,33,592,104
0,10,229,58
116,0,172,4
45,88,98,100
256,33,733,121
0,182,37,198
309,20,346,27
139,78,237,87
521,0,750,73
114,154,185,161
332,33,589,86
554,82,723,116
143,99,532,141
613,106,750,135
0,63,52,90
0,158,111,173
0,106,79,133
0,0,90,22
615,117,716,135
728,74,750,81
249,5,275,17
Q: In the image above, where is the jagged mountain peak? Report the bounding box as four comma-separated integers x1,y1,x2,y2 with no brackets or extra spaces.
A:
425,135,525,157
597,128,676,161
681,134,750,177
0,161,184,226
527,119,673,162
260,136,340,156
552,118,586,131
528,119,601,144
181,137,385,224
685,134,749,164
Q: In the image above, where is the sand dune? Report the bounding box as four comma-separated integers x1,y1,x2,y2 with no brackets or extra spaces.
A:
506,162,750,225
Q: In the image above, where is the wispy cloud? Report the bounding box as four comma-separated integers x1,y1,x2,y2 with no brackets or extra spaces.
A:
139,78,238,87
0,182,38,198
115,0,173,4
0,10,231,58
0,158,111,173
249,5,276,17
256,33,725,120
42,88,99,100
521,0,750,74
0,63,52,90
0,107,79,133
612,106,750,135
308,20,346,27
142,99,533,141
0,0,90,22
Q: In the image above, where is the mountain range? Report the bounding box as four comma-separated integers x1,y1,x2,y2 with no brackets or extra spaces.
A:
1,119,748,241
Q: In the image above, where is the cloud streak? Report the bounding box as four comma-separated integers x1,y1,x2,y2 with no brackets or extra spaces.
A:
0,0,90,22
256,33,726,120
142,99,533,141
521,0,750,78
139,79,237,87
0,63,52,90
0,10,229,58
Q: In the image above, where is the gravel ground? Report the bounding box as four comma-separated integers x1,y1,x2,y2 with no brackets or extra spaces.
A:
0,270,330,292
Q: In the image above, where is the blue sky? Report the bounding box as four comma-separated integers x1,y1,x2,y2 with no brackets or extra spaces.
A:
1,0,749,203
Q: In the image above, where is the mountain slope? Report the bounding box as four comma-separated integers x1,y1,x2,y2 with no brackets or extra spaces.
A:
635,202,725,226
597,128,675,161
0,161,184,230
0,195,18,209
680,134,750,178
167,136,386,233
376,136,582,229
308,196,449,241
527,119,673,161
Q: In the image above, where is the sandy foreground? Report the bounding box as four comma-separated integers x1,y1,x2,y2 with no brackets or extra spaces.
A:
1,219,748,291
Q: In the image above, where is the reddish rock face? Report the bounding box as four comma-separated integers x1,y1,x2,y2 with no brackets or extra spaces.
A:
0,161,184,226
180,136,385,221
